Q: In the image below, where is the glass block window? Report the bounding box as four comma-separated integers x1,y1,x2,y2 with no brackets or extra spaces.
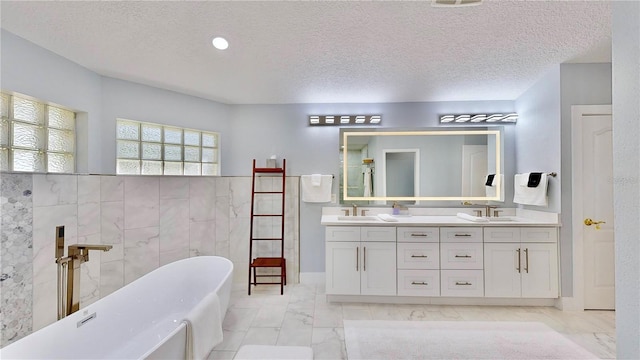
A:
116,119,220,176
0,92,76,173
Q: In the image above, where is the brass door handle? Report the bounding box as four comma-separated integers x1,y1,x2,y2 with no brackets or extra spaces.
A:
584,218,606,229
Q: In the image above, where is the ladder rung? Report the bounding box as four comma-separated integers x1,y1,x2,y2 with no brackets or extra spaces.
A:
250,238,284,241
254,168,284,173
254,191,284,194
253,214,283,217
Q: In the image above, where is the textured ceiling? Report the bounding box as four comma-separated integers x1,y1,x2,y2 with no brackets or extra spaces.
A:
0,1,611,105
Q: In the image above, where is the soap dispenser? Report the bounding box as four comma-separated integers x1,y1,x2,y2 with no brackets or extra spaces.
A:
392,201,400,215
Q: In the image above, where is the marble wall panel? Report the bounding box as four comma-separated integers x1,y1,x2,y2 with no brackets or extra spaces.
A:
123,177,159,229
79,233,101,308
214,192,230,259
189,177,216,222
159,198,189,265
100,260,124,298
160,177,189,200
100,176,124,202
0,173,33,345
123,226,159,285
100,201,124,263
77,175,100,205
189,220,216,257
32,174,77,207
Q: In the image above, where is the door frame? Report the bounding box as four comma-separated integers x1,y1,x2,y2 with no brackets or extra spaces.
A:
568,104,612,311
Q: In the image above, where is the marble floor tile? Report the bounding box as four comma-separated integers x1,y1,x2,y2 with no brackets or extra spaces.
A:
218,282,616,360
207,350,236,360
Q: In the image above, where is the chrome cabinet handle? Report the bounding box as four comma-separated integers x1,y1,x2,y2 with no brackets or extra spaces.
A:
454,234,472,237
356,247,359,271
411,254,428,258
455,281,472,286
363,246,366,271
524,248,529,273
412,281,428,286
410,233,428,237
516,248,521,273
454,255,471,258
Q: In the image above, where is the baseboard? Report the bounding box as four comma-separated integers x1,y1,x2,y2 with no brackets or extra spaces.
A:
300,272,325,284
556,296,584,311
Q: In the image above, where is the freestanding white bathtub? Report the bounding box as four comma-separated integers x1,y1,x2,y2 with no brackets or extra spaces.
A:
0,256,233,359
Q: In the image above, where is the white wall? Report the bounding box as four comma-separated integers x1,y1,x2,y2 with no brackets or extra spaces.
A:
515,63,613,297
100,77,232,174
0,30,103,173
612,2,640,358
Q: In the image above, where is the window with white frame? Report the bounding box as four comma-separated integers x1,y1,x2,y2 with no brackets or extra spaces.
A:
116,119,219,176
0,92,76,173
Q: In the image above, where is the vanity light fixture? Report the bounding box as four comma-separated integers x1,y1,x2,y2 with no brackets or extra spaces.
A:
440,113,517,124
308,115,382,126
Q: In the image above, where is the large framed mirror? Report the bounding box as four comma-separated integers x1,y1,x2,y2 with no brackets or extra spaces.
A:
340,127,504,204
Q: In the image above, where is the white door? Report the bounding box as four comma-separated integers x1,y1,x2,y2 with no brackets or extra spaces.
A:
521,243,559,298
484,243,521,298
360,242,397,296
582,114,615,310
325,242,360,295
461,145,488,197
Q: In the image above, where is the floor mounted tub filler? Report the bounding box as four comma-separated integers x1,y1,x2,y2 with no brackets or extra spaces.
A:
0,256,234,359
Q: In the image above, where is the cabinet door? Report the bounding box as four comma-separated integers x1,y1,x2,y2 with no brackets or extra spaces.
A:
521,243,559,298
484,243,522,298
360,242,397,296
325,242,360,295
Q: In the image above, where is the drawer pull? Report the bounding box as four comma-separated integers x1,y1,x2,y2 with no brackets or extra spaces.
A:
411,281,429,286
410,233,428,237
411,254,428,258
455,281,472,286
454,234,472,237
454,255,471,258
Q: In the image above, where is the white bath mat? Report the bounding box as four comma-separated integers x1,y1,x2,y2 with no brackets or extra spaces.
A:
344,320,599,359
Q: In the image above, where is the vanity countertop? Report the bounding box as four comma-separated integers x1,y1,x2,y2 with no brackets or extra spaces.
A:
320,214,560,227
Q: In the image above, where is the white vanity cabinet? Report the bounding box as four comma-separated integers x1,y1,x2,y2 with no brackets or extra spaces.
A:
397,227,440,296
325,226,396,296
484,227,559,298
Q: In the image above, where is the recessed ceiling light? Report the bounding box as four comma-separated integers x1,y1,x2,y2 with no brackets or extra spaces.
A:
212,37,229,50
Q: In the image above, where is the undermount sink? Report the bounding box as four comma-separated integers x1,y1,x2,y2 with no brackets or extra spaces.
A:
486,217,516,222
337,215,379,221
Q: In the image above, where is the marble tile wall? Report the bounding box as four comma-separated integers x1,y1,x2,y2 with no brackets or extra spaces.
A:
0,174,34,346
0,172,300,346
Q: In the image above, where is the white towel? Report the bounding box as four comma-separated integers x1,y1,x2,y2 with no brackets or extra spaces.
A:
301,175,332,203
513,173,548,206
457,212,489,222
377,214,399,222
363,168,373,197
485,174,502,198
311,174,322,186
183,292,224,360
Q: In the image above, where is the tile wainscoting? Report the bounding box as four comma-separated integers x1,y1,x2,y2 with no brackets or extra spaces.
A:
0,173,300,346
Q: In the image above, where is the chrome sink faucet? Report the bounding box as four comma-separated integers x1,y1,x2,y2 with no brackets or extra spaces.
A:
352,203,358,216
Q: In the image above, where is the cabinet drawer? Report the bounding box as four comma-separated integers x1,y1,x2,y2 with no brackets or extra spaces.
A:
440,270,484,297
326,226,361,242
397,243,439,269
440,227,482,243
440,243,484,269
397,270,440,297
521,227,558,243
361,227,396,242
397,227,439,243
484,227,521,243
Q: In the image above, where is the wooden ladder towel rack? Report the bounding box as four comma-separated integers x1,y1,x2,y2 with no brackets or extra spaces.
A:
248,159,286,295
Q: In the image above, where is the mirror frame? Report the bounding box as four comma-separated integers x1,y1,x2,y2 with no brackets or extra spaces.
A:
342,129,502,202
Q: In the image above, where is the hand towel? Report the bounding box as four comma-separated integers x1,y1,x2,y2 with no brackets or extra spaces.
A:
457,212,490,222
378,214,399,222
301,175,332,203
363,168,373,197
311,174,322,186
183,292,223,360
485,174,502,198
513,173,548,206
